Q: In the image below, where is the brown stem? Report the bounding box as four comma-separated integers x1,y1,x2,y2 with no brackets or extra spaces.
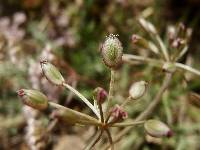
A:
102,72,173,150
84,130,104,150
105,129,114,150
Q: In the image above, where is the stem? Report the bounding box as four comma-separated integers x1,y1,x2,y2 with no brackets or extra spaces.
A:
122,54,164,68
102,72,173,150
105,129,114,150
105,70,115,122
175,62,200,76
98,101,104,123
155,35,170,61
84,130,103,150
110,121,145,127
120,96,132,108
63,83,100,118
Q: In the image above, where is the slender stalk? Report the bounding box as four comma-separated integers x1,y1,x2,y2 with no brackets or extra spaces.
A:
98,101,104,123
105,70,115,122
63,83,100,118
84,130,103,150
105,129,114,150
122,54,164,68
110,121,145,127
155,35,170,61
102,72,173,150
120,96,132,108
175,62,200,76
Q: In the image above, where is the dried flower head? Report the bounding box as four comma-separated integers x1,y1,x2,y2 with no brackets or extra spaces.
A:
129,81,147,100
101,34,123,69
17,89,48,110
144,119,173,138
40,60,65,85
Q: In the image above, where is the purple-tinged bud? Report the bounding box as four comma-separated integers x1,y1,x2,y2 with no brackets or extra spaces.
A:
131,34,141,44
40,60,65,85
17,89,48,110
101,34,123,69
144,119,173,138
111,105,128,121
129,81,147,100
93,87,108,104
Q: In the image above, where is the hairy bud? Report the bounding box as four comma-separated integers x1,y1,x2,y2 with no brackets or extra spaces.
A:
129,81,147,100
17,89,48,110
101,34,123,69
144,119,173,138
93,87,108,104
40,60,65,85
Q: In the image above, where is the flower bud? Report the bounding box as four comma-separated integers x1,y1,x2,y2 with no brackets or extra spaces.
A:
131,34,159,54
17,89,48,110
111,105,128,121
138,18,157,35
40,60,65,85
93,87,108,104
101,34,123,69
144,119,173,138
129,81,147,100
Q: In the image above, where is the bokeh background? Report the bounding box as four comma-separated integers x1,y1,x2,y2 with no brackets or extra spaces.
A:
0,0,200,150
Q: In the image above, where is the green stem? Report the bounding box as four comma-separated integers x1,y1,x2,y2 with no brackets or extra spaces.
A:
175,62,200,76
63,83,100,118
122,54,164,68
110,121,145,127
105,69,115,122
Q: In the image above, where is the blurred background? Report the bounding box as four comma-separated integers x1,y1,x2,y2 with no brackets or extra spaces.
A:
0,0,200,150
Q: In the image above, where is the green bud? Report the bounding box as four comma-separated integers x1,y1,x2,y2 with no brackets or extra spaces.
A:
138,18,157,35
17,89,48,110
101,34,123,69
40,60,65,85
144,119,173,138
129,81,147,100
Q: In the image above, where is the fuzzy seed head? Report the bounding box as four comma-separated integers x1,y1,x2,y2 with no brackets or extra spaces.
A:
129,81,147,100
101,34,123,69
17,89,48,110
40,60,65,85
144,119,173,138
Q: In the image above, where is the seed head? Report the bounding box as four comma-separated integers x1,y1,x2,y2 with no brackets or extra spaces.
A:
40,60,65,85
101,34,123,69
144,119,173,138
17,89,48,110
129,81,147,100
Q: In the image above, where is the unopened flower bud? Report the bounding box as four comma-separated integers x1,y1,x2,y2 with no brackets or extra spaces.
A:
40,60,65,85
101,34,123,69
144,119,173,138
138,18,157,35
131,34,159,54
17,89,48,110
111,105,128,121
129,81,147,100
93,87,108,104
